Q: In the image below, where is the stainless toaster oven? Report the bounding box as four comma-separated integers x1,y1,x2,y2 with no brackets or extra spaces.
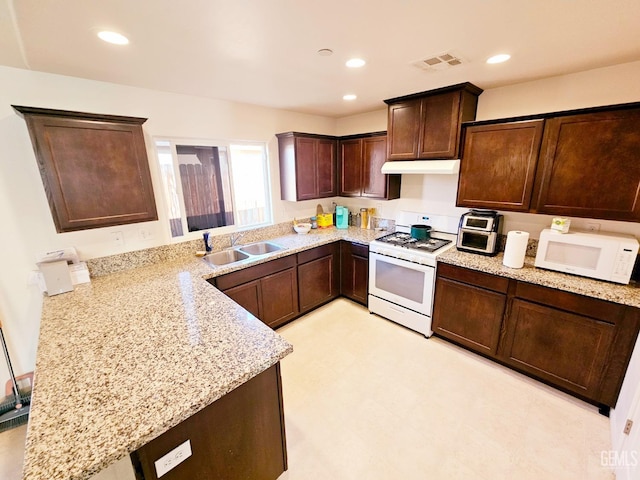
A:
457,210,503,256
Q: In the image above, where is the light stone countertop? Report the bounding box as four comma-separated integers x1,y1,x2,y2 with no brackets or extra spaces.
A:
199,227,382,279
438,248,640,309
22,226,382,480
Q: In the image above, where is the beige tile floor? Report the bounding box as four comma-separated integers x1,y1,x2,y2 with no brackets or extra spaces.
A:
277,298,615,480
0,298,616,479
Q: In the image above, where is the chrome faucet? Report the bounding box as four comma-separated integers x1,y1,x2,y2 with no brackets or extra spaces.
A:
230,231,246,247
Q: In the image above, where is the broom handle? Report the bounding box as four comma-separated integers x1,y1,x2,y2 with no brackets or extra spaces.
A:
0,318,22,403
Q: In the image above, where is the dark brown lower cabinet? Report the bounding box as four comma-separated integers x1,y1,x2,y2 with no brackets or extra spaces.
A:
223,280,261,319
297,243,340,313
260,269,299,327
340,241,369,305
212,243,340,328
131,363,287,480
501,299,615,400
213,256,299,329
432,265,508,355
432,262,640,408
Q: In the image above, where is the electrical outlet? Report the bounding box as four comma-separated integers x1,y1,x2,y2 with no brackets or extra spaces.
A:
111,231,124,246
139,228,154,241
586,222,601,232
154,440,192,478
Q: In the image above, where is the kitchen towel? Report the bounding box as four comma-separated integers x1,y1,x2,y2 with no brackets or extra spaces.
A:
503,231,530,268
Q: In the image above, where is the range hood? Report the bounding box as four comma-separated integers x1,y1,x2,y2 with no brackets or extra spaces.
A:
381,160,460,175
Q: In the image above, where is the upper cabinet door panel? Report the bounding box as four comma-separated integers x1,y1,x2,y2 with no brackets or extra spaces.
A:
534,108,640,221
337,133,399,200
316,138,337,197
339,138,363,197
15,107,157,232
293,137,318,200
279,133,337,201
361,136,388,198
457,120,544,211
43,120,152,220
387,100,421,160
385,84,482,162
418,91,461,159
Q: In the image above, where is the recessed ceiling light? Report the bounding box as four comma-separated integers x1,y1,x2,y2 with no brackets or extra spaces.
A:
317,48,333,56
346,58,366,68
343,94,357,101
486,54,511,64
97,31,129,45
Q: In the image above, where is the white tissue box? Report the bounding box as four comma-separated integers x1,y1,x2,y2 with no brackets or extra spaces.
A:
69,262,91,284
33,261,90,294
551,217,571,233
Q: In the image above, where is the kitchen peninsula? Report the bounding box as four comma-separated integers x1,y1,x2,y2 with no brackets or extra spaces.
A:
22,253,295,480
22,226,380,480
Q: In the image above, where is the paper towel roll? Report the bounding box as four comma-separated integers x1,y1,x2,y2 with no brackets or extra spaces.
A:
503,231,530,268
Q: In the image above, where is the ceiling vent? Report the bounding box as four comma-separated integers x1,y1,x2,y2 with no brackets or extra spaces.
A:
412,52,465,72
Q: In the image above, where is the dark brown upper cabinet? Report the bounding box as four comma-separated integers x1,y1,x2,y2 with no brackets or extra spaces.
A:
384,82,483,161
533,108,640,220
338,132,400,200
277,132,337,201
13,106,157,233
457,120,544,212
457,102,640,222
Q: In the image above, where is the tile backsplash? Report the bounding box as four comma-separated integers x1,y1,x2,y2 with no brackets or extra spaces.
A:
86,219,394,277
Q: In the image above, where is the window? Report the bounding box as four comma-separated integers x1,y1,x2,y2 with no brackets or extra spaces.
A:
155,139,271,239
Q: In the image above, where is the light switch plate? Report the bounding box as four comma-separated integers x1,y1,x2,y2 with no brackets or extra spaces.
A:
154,439,192,478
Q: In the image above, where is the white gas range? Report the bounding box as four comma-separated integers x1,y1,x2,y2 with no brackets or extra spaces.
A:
368,212,459,337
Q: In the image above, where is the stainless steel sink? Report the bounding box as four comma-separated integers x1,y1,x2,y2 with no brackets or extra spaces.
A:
203,249,251,266
238,242,284,255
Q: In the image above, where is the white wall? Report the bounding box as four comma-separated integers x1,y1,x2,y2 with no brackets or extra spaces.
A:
0,66,337,385
336,108,387,136
475,60,640,121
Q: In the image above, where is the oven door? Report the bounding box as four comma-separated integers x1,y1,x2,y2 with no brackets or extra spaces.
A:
368,252,435,316
457,229,495,254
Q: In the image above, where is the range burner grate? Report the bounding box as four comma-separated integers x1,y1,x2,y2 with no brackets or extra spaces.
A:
375,232,452,253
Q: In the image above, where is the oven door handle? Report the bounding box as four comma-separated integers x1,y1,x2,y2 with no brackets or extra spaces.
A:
388,305,406,315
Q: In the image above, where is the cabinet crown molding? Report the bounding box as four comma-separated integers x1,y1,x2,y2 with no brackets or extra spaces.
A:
383,82,483,105
12,105,147,124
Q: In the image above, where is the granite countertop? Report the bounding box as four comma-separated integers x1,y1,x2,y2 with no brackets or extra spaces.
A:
199,227,382,279
23,226,382,480
438,248,640,309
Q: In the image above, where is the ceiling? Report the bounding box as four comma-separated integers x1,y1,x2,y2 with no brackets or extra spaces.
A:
2,0,640,117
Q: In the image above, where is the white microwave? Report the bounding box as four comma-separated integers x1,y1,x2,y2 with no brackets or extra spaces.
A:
534,228,639,284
